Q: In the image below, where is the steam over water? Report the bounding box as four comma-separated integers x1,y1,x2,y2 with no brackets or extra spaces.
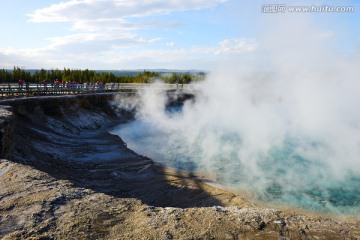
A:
112,78,360,214
112,14,360,214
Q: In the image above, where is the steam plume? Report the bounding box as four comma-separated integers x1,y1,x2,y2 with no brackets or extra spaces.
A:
113,10,360,214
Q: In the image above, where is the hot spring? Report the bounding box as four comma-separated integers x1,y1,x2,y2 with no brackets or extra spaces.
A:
111,70,360,215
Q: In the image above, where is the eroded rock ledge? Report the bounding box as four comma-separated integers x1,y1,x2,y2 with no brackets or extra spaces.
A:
0,93,359,239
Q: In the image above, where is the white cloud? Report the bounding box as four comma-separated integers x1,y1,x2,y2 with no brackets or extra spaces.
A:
24,0,228,65
70,19,182,33
71,18,138,32
0,37,257,70
215,38,258,55
0,47,68,69
3,0,255,71
144,20,183,29
28,0,227,23
48,32,159,50
166,41,176,47
86,38,258,69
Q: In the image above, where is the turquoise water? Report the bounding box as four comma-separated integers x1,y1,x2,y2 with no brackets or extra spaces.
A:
112,108,360,215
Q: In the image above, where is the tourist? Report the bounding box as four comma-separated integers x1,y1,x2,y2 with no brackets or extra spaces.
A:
18,79,24,90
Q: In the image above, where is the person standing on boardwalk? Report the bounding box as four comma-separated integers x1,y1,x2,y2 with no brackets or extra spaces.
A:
18,79,24,90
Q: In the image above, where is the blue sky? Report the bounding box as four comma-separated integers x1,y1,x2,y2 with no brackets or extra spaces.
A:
0,0,358,70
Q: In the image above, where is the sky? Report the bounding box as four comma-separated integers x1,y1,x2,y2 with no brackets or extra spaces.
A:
0,0,359,70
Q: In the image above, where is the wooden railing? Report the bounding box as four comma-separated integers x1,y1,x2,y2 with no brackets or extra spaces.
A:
0,83,188,99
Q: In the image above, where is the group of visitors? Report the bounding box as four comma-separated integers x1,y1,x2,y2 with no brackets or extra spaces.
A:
17,79,107,93
37,79,106,91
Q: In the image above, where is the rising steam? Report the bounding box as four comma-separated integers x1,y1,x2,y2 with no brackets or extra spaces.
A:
112,12,360,214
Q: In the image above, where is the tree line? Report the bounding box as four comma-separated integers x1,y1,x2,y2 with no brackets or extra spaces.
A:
0,67,204,84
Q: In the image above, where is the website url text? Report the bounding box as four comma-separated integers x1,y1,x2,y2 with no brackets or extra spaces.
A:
262,5,355,13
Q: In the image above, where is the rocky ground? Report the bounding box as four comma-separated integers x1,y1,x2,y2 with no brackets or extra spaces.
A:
0,94,359,239
2,158,360,240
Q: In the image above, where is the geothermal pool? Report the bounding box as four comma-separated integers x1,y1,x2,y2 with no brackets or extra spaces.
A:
111,67,360,215
111,103,360,215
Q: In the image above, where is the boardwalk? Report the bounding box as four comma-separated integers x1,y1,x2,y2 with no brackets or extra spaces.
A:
0,83,187,99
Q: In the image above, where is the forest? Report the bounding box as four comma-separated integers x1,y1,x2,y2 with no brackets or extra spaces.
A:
0,67,204,84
